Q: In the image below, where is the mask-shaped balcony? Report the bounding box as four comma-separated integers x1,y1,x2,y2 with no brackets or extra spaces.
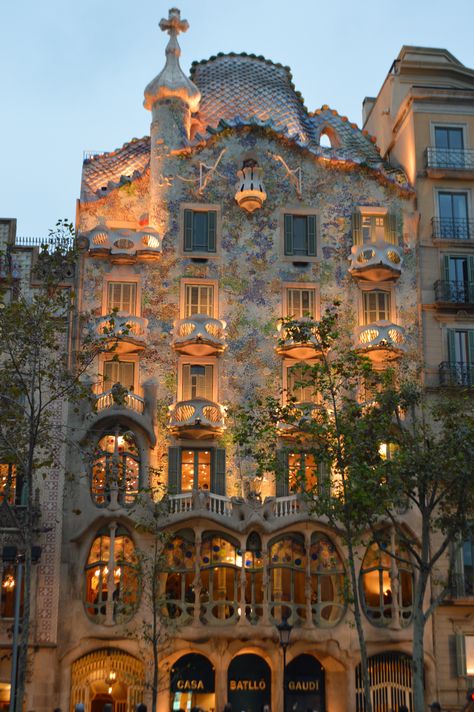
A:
169,398,226,439
349,242,403,282
354,321,406,363
171,315,227,356
278,403,323,437
85,227,162,263
93,314,148,353
276,318,323,361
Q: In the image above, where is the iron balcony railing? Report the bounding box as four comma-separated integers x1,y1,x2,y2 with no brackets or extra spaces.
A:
439,362,474,387
431,218,474,240
434,280,474,305
426,147,474,171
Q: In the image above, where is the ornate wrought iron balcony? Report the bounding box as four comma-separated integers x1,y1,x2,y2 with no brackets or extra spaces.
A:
432,218,474,241
439,362,474,387
171,314,227,356
169,397,226,438
349,242,403,282
426,147,474,172
434,280,474,306
354,321,406,362
93,314,148,351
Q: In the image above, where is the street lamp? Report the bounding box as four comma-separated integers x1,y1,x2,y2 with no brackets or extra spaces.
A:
276,617,293,712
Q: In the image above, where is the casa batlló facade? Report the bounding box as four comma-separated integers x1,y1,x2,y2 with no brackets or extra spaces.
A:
4,9,474,712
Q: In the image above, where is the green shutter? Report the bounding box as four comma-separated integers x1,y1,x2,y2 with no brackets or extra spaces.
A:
307,216,317,256
352,211,362,246
456,633,467,676
211,448,226,495
284,215,294,255
207,211,217,252
384,213,397,245
468,256,474,294
275,450,289,497
168,447,180,494
447,329,456,364
184,209,194,252
468,330,474,365
443,255,451,283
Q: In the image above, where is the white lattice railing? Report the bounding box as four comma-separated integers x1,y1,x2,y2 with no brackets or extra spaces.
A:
349,242,403,275
95,390,145,414
168,492,232,516
355,321,406,354
172,314,226,352
274,494,300,517
168,492,193,514
94,314,148,341
169,398,226,430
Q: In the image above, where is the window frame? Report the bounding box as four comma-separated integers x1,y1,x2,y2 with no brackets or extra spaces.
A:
180,203,221,257
101,356,139,393
430,121,468,151
283,361,317,405
180,278,218,319
357,282,396,325
178,357,217,402
102,273,140,317
280,208,320,262
282,282,319,320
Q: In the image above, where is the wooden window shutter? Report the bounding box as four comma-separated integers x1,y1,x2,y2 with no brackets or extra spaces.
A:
184,209,194,252
307,216,317,256
168,447,180,494
275,450,289,497
455,633,467,676
207,211,217,252
284,215,294,255
352,211,362,246
211,448,226,495
384,213,397,245
447,329,456,364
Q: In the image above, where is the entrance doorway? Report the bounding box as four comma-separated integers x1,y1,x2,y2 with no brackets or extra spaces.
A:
70,649,144,712
170,653,215,712
227,654,271,712
286,654,325,712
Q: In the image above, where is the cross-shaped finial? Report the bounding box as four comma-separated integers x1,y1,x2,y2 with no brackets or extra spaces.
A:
159,7,189,37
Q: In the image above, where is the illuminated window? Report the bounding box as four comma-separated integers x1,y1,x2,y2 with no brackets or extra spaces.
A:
283,215,317,257
103,360,135,390
310,534,346,627
352,211,397,246
168,447,226,496
286,287,316,319
107,282,137,314
269,535,307,624
91,429,140,506
84,525,139,624
288,452,318,493
180,449,211,492
244,533,264,624
184,283,215,317
0,464,17,504
181,363,214,400
362,290,391,324
379,442,399,461
200,534,240,623
162,533,195,623
360,538,413,627
1,563,23,619
183,209,217,253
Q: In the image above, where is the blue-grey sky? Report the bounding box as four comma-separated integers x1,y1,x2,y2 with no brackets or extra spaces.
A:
2,0,474,237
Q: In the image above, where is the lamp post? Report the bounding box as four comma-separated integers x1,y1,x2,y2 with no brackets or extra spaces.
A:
276,617,293,712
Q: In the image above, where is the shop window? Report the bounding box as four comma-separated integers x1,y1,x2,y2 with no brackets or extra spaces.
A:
0,464,19,505
170,653,215,711
362,290,391,324
84,524,139,624
162,533,195,623
184,282,215,317
269,534,307,624
181,363,214,401
103,360,135,391
360,537,413,627
168,447,226,495
355,652,413,711
91,429,140,506
200,534,240,623
1,562,23,619
283,214,317,257
183,209,217,253
352,211,397,246
107,282,137,314
285,287,316,319
310,534,346,627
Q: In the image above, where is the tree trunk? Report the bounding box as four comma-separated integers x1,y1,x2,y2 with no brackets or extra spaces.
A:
347,535,373,712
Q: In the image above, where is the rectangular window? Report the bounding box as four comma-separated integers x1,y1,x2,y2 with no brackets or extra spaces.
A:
352,211,397,246
107,282,137,314
286,287,316,319
183,209,217,253
286,365,315,403
447,329,474,385
438,192,469,239
284,214,317,257
168,446,226,495
288,452,318,493
180,449,211,492
435,126,464,150
362,290,391,324
462,537,474,596
184,283,215,317
103,361,135,390
181,363,214,401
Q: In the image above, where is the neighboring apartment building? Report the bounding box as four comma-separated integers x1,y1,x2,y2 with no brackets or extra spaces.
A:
364,45,474,710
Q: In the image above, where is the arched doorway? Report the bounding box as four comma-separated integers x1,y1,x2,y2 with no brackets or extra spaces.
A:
70,649,145,712
286,654,325,712
227,654,271,712
355,652,413,712
170,653,215,712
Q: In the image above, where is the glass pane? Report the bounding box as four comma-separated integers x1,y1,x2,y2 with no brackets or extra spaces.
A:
453,193,468,220
454,331,469,363
181,450,195,492
449,257,468,283
103,361,135,390
197,450,211,490
287,288,315,318
363,291,390,324
292,216,308,255
435,127,449,149
185,284,214,317
107,282,136,313
193,212,209,251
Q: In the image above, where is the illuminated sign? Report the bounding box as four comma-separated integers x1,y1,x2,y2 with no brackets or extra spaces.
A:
287,680,320,692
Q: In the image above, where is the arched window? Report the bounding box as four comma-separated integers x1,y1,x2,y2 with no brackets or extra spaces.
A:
360,537,413,627
244,532,264,624
200,533,240,623
269,534,306,624
319,132,332,148
84,525,140,624
91,428,140,506
162,532,195,624
310,534,346,627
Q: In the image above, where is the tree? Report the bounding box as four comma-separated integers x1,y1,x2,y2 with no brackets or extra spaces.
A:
0,221,112,712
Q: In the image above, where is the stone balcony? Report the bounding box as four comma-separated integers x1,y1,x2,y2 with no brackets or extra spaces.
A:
278,402,322,438
169,397,226,439
354,321,406,363
171,314,227,356
349,242,403,282
84,227,162,263
276,318,323,361
93,314,148,353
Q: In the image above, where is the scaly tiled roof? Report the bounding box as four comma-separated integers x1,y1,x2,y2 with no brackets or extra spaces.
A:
81,137,150,200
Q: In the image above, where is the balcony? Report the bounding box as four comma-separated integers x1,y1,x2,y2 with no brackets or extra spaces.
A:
425,147,474,178
93,314,148,352
171,314,226,356
169,398,226,439
96,389,145,414
276,318,323,361
86,227,162,262
434,280,474,308
349,242,403,282
439,362,474,388
432,218,474,241
278,403,323,437
354,321,406,362
168,491,233,517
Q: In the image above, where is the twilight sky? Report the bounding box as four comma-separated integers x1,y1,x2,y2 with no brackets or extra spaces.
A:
2,0,474,237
